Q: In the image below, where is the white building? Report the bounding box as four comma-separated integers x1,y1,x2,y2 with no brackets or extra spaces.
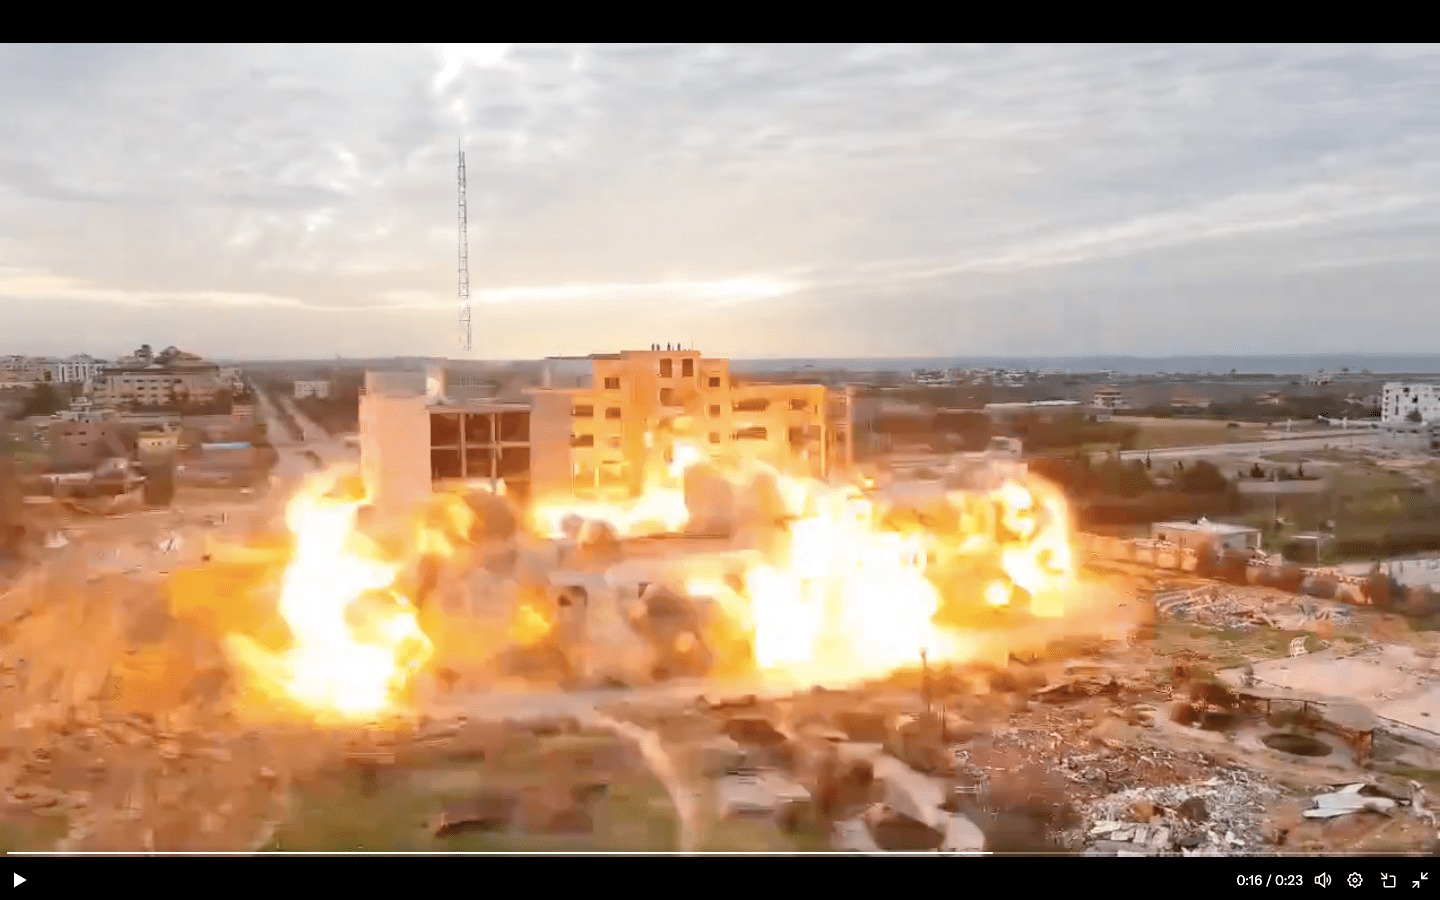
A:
48,354,107,385
1152,520,1263,556
293,380,332,400
1381,383,1440,426
1090,386,1128,411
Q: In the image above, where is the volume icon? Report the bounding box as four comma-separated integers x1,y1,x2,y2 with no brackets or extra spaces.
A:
1316,874,1332,888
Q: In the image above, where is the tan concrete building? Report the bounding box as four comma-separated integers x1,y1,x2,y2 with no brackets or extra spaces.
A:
549,349,850,499
358,351,855,516
0,356,52,385
49,421,127,470
94,359,222,407
358,368,572,517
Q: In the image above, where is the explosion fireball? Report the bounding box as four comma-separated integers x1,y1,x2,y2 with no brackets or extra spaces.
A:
223,468,436,722
220,425,1077,723
531,437,1077,685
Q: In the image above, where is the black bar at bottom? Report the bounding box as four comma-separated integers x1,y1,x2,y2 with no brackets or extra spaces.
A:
5,852,1437,890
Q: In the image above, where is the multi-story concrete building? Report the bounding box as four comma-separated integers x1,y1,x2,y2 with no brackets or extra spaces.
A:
358,350,854,517
546,349,848,499
1382,382,1440,426
48,421,127,470
293,380,331,400
93,354,222,408
48,354,107,385
0,355,52,385
358,368,572,516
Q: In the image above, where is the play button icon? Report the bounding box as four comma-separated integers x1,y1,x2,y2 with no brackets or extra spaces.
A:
13,873,24,887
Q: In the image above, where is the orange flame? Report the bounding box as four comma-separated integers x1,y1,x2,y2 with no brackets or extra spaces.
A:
224,468,435,722
535,439,1078,684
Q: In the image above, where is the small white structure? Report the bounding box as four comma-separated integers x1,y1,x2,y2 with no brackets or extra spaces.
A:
293,380,332,400
1152,519,1263,556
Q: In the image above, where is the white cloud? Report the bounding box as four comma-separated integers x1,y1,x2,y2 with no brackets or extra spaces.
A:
382,277,801,309
2,43,1440,357
0,268,332,311
433,43,511,93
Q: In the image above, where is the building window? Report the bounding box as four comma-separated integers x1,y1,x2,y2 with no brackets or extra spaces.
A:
789,398,809,412
708,404,720,417
659,358,673,378
571,434,594,448
708,432,721,444
608,436,623,449
573,404,594,418
708,377,721,388
682,359,694,377
605,407,622,420
734,426,768,441
604,377,621,391
659,388,676,406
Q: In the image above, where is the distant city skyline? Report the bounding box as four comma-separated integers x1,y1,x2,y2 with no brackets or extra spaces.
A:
3,44,1440,359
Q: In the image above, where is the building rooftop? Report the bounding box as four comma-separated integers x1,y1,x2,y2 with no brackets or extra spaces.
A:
1154,519,1260,535
426,399,531,413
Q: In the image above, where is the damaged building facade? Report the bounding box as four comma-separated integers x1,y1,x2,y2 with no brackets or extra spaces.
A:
546,349,852,499
358,350,854,517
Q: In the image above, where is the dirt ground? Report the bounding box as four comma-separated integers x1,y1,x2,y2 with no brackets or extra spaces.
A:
5,530,1440,854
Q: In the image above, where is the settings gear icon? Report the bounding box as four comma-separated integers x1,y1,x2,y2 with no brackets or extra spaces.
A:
1347,873,1363,888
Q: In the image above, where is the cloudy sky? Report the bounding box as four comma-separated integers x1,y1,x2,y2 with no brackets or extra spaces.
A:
2,43,1438,361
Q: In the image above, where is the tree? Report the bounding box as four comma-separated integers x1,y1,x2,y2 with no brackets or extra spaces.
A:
19,382,66,418
1178,459,1231,494
0,449,26,561
1297,463,1306,478
1144,453,1152,469
1250,463,1266,479
143,462,176,507
1408,409,1424,424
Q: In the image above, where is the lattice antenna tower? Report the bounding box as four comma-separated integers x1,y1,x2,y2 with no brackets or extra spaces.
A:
457,143,472,353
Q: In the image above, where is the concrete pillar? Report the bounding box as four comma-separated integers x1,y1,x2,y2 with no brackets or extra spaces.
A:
359,376,431,519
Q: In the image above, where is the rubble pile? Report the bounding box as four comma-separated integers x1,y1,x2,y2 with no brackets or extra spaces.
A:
1076,772,1285,856
1154,584,1355,631
0,562,313,851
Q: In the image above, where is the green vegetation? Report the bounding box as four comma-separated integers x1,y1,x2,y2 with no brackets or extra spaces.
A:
1131,420,1266,450
1387,766,1440,786
17,382,70,418
1032,456,1240,528
1152,621,1325,672
0,813,69,852
263,756,687,852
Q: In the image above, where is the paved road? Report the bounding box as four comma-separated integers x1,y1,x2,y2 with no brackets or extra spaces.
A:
1116,431,1381,461
252,387,328,485
272,394,354,469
